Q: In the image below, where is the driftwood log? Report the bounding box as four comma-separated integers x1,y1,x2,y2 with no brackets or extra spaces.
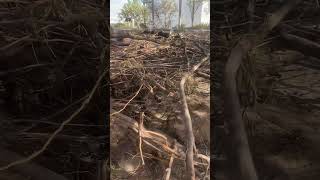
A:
223,0,302,180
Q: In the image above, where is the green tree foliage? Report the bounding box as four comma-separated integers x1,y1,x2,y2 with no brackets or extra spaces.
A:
119,0,149,27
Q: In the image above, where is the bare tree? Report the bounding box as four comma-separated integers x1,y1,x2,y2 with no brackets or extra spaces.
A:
187,0,208,27
153,0,177,28
142,0,155,28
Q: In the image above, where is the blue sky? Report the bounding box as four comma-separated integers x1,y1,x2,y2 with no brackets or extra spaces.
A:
110,0,127,23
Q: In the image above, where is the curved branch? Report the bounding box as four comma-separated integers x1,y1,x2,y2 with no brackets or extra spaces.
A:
179,56,209,180
223,1,302,180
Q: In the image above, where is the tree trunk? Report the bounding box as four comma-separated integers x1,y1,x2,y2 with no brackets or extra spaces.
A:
166,16,167,28
178,0,182,28
192,0,195,27
152,0,155,28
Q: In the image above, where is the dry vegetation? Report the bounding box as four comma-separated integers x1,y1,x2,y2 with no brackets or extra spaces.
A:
110,30,210,179
0,1,108,180
213,0,320,180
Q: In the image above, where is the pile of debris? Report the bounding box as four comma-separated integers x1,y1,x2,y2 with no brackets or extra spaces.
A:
110,30,210,179
213,0,320,180
0,1,108,180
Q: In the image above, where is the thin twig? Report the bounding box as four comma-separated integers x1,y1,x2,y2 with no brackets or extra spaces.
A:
0,34,31,51
0,69,107,171
111,83,144,116
12,119,103,127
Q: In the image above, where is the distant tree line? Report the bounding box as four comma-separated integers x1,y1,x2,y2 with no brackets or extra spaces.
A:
119,0,208,29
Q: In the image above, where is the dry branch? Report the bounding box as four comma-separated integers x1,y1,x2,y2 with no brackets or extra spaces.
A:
111,109,210,165
179,56,209,180
110,29,209,179
0,69,107,171
0,1,108,179
111,109,185,158
223,1,302,180
139,112,145,165
280,30,320,59
164,141,176,180
195,71,210,79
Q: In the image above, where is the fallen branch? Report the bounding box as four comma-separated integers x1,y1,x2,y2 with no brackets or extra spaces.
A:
111,109,185,157
164,140,177,180
110,83,144,116
280,30,320,59
0,69,107,171
223,1,302,180
12,119,104,127
179,55,209,180
195,71,210,79
139,112,145,165
111,109,210,164
16,132,106,142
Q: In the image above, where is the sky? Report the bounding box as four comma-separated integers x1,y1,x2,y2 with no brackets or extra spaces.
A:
110,0,127,24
